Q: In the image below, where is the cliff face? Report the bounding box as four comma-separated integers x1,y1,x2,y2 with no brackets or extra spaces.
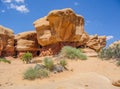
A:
0,25,14,56
15,31,39,57
0,8,106,57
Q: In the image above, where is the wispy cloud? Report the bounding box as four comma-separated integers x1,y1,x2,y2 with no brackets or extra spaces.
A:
106,35,114,41
10,3,29,13
74,2,79,6
15,0,24,3
2,0,12,3
1,0,29,13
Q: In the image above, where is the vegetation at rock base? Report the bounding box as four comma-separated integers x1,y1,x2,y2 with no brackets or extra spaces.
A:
23,67,49,80
60,59,67,68
99,44,120,66
21,52,33,64
60,46,87,60
0,58,11,64
43,57,54,70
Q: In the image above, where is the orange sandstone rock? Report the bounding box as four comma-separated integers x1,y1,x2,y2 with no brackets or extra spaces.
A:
0,25,14,56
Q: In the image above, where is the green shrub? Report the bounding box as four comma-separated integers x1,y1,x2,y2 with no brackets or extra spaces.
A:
23,67,49,80
60,59,67,68
60,46,87,60
36,69,49,78
21,52,33,64
0,58,11,64
99,44,120,66
43,57,54,70
99,44,120,60
98,48,113,60
112,44,120,59
23,67,37,80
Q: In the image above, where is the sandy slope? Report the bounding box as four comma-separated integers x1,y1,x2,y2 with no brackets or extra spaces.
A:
0,57,120,89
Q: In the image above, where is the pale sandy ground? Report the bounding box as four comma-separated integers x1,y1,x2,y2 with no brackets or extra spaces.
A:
0,57,120,89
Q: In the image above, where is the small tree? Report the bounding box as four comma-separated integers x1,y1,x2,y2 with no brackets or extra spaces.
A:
21,52,33,64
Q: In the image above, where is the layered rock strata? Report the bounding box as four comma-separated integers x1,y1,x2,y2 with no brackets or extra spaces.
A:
15,31,39,57
0,25,14,56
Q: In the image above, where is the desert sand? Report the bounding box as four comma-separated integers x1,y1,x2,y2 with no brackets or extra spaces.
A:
0,56,120,89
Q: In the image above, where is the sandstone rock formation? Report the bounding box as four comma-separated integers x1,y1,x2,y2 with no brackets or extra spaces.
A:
86,34,106,51
0,25,14,56
112,80,120,87
15,31,39,57
109,40,120,48
0,8,106,57
33,8,89,47
33,8,106,56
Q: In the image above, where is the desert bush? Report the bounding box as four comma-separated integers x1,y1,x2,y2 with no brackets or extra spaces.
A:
98,48,113,59
23,67,37,80
112,44,120,59
60,46,87,60
23,67,49,80
99,44,120,66
60,59,67,68
0,58,11,64
43,57,54,70
99,44,120,60
36,69,49,78
21,52,33,64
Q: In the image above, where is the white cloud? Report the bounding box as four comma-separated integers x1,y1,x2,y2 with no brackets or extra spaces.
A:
74,2,79,6
2,0,12,3
15,0,24,3
2,0,29,13
10,3,29,13
106,36,114,41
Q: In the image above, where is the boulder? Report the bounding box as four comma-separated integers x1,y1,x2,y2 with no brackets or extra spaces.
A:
33,8,89,47
0,25,14,56
86,35,106,51
33,8,91,56
15,31,39,57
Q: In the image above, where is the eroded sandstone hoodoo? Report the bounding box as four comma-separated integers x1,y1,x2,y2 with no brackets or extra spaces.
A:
86,35,106,51
33,8,106,56
15,31,39,57
0,25,14,56
34,8,89,46
33,8,91,56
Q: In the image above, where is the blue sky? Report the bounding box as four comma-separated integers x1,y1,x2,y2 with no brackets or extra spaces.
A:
0,0,120,46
